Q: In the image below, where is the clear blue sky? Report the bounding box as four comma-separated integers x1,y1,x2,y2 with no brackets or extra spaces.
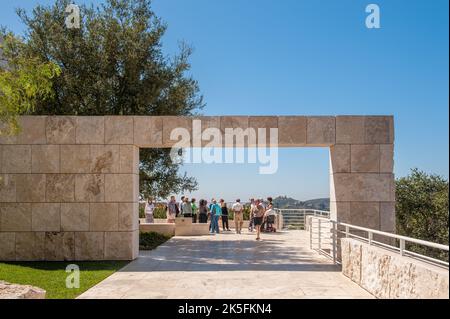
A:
1,0,448,201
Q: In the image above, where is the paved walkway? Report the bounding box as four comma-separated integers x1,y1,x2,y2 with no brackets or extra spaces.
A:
78,230,373,299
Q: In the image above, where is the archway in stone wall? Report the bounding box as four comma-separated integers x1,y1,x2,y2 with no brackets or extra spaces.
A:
0,115,394,261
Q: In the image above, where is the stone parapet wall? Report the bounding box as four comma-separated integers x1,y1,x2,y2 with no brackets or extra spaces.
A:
341,238,449,299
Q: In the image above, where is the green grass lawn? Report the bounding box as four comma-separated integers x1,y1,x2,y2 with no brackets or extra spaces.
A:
0,232,171,299
0,261,128,299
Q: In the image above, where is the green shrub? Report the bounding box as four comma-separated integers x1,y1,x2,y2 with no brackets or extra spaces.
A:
139,232,172,250
139,205,145,219
396,169,449,261
153,206,167,219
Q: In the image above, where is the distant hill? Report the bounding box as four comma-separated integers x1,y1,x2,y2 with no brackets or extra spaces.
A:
272,196,330,211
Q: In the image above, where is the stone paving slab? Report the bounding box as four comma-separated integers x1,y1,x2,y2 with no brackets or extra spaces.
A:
78,230,374,299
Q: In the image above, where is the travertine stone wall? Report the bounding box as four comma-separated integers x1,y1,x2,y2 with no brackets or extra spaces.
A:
341,238,449,299
329,116,395,233
0,116,139,261
0,115,394,261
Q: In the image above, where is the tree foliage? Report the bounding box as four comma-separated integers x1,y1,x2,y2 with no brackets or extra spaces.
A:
0,33,60,135
395,168,449,261
1,0,203,197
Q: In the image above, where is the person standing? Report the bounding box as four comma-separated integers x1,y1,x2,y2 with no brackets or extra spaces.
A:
220,199,230,231
252,199,265,240
198,199,208,223
248,198,255,232
178,196,185,217
144,197,155,223
167,196,178,223
182,197,192,217
209,199,221,234
191,198,198,223
232,199,244,234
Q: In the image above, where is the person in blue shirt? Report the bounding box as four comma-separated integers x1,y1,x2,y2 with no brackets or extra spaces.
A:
209,199,221,234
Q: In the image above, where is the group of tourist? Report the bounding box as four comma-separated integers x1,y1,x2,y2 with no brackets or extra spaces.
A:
144,196,277,240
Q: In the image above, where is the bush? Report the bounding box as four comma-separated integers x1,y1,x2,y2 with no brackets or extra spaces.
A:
396,169,449,261
153,205,167,219
227,205,251,221
139,232,172,250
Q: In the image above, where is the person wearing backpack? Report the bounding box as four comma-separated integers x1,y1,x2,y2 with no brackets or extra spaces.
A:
209,199,221,234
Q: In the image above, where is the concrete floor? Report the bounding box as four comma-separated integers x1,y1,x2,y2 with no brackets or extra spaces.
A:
78,230,374,299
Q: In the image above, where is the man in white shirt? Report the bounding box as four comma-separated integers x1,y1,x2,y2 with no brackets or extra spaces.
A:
232,199,244,234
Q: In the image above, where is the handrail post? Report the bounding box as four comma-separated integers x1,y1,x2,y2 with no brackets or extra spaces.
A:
345,225,349,238
368,231,373,246
309,219,312,250
318,219,322,251
332,221,337,264
400,239,405,256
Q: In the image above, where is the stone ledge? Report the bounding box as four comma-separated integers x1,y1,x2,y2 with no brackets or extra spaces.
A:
341,238,449,299
0,281,46,299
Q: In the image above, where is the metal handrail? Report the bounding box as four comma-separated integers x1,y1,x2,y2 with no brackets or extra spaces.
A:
308,216,449,267
274,208,330,229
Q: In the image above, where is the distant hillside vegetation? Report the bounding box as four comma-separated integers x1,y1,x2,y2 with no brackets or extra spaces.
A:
273,196,330,211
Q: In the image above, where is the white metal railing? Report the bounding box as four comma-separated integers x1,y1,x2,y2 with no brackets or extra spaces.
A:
274,208,329,230
308,216,449,268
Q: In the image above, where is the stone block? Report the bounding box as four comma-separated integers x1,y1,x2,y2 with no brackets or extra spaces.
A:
192,116,222,147
360,242,391,297
105,116,134,144
380,202,395,232
105,174,137,202
32,203,61,232
248,116,278,147
133,116,163,147
15,232,39,261
380,144,394,173
330,201,350,223
2,145,31,173
61,203,90,231
306,116,335,146
46,116,76,144
90,203,118,231
330,144,350,173
46,174,75,202
75,232,104,260
331,173,393,202
341,238,362,284
349,202,380,229
163,116,193,147
0,232,16,261
16,174,46,202
60,145,91,173
76,117,105,144
105,231,137,260
75,174,105,202
119,145,139,174
364,116,394,144
31,145,60,173
118,202,139,231
278,116,307,147
44,232,75,261
90,145,120,173
220,116,250,147
17,116,47,144
336,116,365,144
0,203,32,231
0,281,46,299
0,174,16,202
351,144,380,173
